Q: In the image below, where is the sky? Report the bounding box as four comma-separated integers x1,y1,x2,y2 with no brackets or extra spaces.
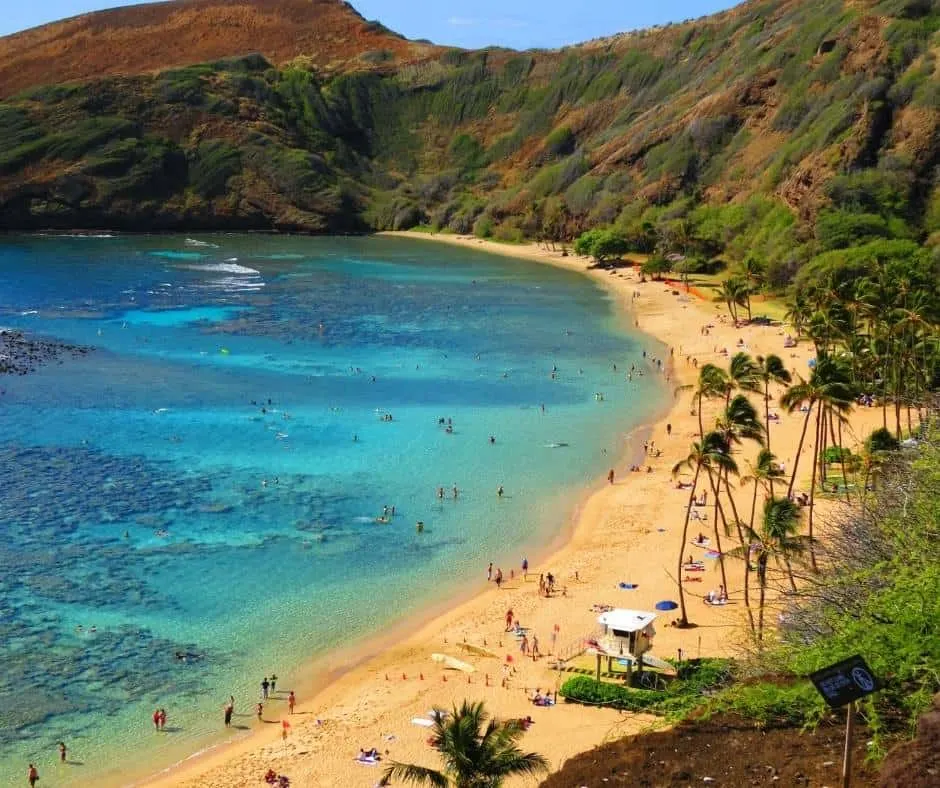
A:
1,0,740,48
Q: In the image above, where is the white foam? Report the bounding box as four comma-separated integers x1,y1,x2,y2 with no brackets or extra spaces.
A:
186,263,261,275
185,238,220,248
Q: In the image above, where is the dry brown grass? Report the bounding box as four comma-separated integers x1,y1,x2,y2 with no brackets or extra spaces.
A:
0,0,441,98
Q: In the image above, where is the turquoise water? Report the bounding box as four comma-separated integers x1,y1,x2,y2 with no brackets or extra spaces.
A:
0,235,666,786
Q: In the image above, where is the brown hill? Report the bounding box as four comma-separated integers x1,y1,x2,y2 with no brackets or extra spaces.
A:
0,0,440,98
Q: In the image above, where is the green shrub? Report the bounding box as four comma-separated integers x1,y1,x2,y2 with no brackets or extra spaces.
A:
545,126,575,157
189,140,242,198
866,427,901,453
815,209,893,250
559,676,660,710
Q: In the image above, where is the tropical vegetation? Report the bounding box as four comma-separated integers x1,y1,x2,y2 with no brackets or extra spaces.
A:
381,701,547,787
0,0,936,291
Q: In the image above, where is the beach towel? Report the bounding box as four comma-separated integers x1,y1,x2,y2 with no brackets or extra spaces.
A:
618,582,638,590
411,717,434,728
355,756,380,765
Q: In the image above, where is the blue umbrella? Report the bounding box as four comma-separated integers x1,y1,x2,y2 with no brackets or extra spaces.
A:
655,600,678,611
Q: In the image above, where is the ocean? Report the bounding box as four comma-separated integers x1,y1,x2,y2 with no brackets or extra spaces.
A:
0,234,666,786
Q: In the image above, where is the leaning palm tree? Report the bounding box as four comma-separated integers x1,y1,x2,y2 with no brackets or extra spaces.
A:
727,352,761,406
731,496,808,645
382,701,548,788
780,353,854,569
714,395,764,612
755,354,791,460
673,431,737,610
694,363,730,438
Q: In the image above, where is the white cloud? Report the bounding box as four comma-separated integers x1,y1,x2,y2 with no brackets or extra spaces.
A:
447,16,478,26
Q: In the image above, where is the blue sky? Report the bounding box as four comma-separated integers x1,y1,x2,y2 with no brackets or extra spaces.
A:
2,1,739,46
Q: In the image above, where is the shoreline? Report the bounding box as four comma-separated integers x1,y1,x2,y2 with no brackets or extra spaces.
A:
133,233,674,788
131,230,849,788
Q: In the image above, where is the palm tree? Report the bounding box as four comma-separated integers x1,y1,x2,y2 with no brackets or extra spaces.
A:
752,496,807,643
714,395,764,613
719,277,749,324
727,352,761,405
784,291,810,339
382,701,548,788
780,353,854,569
672,432,735,626
755,354,791,461
694,363,730,438
743,449,785,536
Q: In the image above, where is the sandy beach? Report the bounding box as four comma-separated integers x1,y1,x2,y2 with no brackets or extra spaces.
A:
137,232,880,788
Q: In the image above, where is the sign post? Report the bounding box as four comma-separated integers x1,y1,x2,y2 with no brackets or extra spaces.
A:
842,701,855,788
809,655,880,788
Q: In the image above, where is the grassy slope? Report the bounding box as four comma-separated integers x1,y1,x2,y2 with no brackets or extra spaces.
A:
0,0,936,280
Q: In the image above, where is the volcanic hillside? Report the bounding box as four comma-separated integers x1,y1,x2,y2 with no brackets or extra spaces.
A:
0,0,937,284
0,0,438,98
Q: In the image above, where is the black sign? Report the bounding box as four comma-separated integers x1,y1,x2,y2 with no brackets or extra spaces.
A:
809,655,880,708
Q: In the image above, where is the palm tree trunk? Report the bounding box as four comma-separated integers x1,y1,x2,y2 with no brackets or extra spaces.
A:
818,407,828,485
764,380,772,454
697,393,704,440
787,401,814,498
706,471,729,593
828,411,850,503
721,465,751,614
677,464,703,627
807,406,822,572
783,554,798,591
757,555,767,646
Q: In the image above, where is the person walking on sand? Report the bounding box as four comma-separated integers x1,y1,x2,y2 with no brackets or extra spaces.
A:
57,742,67,763
152,708,161,731
256,702,264,722
269,673,277,693
520,634,529,655
487,562,493,581
224,700,233,727
521,557,528,577
494,568,503,589
159,708,167,731
261,676,269,699
288,691,296,714
607,468,615,484
531,634,540,660
27,764,38,788
505,608,513,631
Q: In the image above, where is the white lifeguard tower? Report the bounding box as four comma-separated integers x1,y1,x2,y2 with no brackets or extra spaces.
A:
590,608,658,682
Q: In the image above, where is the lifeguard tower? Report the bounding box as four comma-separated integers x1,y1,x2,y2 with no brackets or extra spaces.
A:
589,608,658,682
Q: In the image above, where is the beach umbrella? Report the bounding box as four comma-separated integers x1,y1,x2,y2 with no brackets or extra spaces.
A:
655,600,678,611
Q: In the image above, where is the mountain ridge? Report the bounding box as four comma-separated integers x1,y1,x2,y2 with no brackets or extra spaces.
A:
0,0,937,285
0,0,440,99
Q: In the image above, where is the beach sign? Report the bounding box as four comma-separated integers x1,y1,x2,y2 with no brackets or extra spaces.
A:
809,654,880,788
809,654,879,708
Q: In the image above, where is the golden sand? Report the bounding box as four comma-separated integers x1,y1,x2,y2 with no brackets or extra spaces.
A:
139,233,882,788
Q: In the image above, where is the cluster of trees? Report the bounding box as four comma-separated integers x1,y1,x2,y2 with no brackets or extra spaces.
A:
672,253,938,642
